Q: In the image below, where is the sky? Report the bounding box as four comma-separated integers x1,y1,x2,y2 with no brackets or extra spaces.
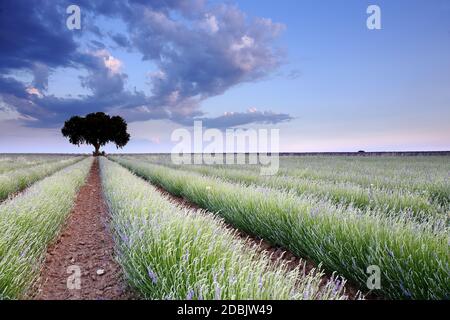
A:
0,0,449,153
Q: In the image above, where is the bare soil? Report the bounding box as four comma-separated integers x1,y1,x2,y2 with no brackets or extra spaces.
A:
33,159,135,300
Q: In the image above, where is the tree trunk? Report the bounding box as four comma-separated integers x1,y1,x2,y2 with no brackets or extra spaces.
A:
93,143,100,157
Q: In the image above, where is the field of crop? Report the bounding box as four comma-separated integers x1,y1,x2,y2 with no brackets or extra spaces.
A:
0,156,91,299
110,154,449,300
0,155,85,201
0,154,448,300
100,158,348,300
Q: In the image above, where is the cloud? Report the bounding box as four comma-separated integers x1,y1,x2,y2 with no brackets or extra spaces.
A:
286,69,302,80
110,33,131,48
0,0,292,129
199,13,219,33
31,63,50,92
193,108,294,128
0,97,36,122
126,2,285,108
0,1,78,72
0,76,28,99
77,50,128,97
90,40,107,49
26,87,43,98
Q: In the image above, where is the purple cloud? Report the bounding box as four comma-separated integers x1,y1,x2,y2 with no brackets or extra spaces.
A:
197,109,293,128
0,0,292,129
110,33,132,48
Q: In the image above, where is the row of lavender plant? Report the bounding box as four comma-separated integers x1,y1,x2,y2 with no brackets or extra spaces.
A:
135,154,449,224
0,154,76,175
0,156,85,201
135,154,449,208
132,157,443,221
111,157,449,300
0,158,92,299
99,158,350,300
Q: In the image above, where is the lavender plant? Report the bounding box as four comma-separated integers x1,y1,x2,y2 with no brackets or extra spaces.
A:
100,158,350,300
112,157,449,300
0,158,92,299
0,156,85,201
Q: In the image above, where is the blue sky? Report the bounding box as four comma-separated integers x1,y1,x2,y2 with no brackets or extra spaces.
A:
0,0,449,153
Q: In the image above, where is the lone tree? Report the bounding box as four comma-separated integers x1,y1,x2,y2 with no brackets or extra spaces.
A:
61,112,130,156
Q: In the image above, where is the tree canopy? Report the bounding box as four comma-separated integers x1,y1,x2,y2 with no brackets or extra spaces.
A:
61,112,130,155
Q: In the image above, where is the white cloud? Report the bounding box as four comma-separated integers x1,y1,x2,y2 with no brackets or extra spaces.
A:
202,14,219,33
93,49,122,74
167,90,180,104
148,70,167,81
231,35,255,51
26,86,43,98
0,98,36,121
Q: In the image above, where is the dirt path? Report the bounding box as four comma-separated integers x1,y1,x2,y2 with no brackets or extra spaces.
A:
34,159,134,300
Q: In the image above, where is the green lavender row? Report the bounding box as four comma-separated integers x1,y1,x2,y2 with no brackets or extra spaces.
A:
100,158,350,300
0,158,93,299
0,156,84,201
135,154,450,207
135,159,442,220
282,167,449,208
112,157,449,300
0,155,78,175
